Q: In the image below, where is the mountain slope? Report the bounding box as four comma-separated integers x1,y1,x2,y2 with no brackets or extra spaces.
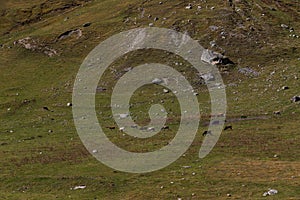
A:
0,0,299,199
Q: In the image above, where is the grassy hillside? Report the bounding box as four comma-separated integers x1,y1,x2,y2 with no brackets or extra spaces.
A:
0,0,299,199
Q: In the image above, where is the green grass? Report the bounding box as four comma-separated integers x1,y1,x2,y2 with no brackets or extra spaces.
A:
0,0,300,199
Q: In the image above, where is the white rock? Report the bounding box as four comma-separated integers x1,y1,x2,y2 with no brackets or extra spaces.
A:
119,127,125,131
72,185,86,190
263,189,278,196
119,113,129,119
92,149,98,153
147,127,155,131
152,78,163,84
67,102,72,107
185,5,192,9
281,24,289,29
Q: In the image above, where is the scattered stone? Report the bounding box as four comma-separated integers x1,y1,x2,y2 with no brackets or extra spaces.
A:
193,92,199,96
23,136,35,141
185,3,192,9
201,73,215,81
92,149,98,153
182,165,191,169
210,40,217,47
57,29,82,40
291,96,300,102
149,23,154,27
273,111,281,115
14,37,58,57
201,49,233,65
154,17,159,21
263,189,278,196
119,113,129,119
72,185,86,190
48,130,53,133
280,24,289,29
238,67,259,77
123,67,132,72
282,86,289,90
202,130,212,136
163,89,169,93
224,125,233,131
140,127,147,131
162,125,169,130
7,108,11,111
119,127,125,131
159,1,163,5
209,25,219,31
96,87,107,93
106,126,116,130
67,102,72,107
83,22,92,27
273,154,278,158
147,127,155,131
131,125,138,129
227,193,232,197
152,78,163,84
9,130,14,133
43,106,50,111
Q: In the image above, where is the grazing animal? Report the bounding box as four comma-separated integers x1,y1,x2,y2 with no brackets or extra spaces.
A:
202,130,212,136
224,125,233,131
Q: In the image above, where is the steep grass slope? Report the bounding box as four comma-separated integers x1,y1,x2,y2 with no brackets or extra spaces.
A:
0,0,299,199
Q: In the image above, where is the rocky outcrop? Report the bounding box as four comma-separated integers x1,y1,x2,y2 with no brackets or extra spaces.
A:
57,29,82,40
201,49,234,65
14,37,57,57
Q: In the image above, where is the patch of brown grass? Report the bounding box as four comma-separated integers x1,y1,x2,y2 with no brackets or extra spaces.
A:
208,158,300,184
